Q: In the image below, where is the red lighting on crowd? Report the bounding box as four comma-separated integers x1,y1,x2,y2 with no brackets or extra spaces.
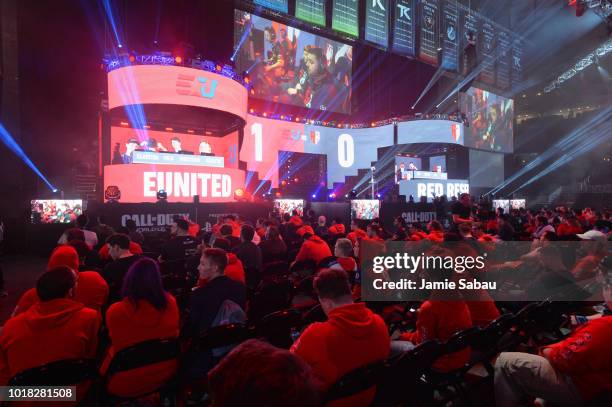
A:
174,56,183,64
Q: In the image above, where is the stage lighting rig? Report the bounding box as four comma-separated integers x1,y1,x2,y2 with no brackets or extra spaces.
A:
156,189,168,202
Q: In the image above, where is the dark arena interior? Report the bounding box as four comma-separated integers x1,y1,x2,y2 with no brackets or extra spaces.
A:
0,0,611,405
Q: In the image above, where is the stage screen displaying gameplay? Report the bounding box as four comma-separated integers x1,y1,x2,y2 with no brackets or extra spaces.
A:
274,199,304,216
234,10,352,114
461,87,514,153
351,200,380,220
31,199,83,224
510,199,526,209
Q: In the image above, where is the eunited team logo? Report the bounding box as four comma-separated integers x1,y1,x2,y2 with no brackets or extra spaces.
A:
176,74,218,98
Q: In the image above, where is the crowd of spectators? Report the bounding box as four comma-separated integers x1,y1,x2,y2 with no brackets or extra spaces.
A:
0,195,610,406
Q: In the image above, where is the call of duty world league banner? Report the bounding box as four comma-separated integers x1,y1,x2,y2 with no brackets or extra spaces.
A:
417,0,440,65
89,202,273,236
392,0,416,57
379,202,445,232
441,0,459,72
365,0,390,48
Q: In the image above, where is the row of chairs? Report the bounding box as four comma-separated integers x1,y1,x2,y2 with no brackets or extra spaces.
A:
326,299,581,406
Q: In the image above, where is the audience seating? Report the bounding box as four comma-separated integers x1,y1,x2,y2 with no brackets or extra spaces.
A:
9,358,98,386
256,308,302,348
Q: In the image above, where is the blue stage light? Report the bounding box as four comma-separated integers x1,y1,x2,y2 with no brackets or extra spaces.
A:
0,122,57,192
311,194,316,198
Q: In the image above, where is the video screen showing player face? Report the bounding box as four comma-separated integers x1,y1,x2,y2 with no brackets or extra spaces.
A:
31,200,83,224
395,156,422,183
274,199,304,216
461,87,514,153
351,200,380,220
234,10,352,114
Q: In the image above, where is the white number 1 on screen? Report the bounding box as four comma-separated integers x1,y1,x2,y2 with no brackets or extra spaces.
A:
251,123,263,162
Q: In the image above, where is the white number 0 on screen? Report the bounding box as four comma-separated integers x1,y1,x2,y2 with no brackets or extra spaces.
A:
251,123,263,162
338,133,354,168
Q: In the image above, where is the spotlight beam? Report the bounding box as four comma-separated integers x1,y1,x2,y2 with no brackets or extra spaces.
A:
231,19,253,62
0,123,57,192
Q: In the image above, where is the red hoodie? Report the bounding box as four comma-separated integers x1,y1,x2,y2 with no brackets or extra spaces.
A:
328,224,346,236
544,316,612,400
291,302,390,407
13,247,109,316
400,300,472,372
347,229,367,245
295,235,332,264
0,299,100,400
102,295,179,397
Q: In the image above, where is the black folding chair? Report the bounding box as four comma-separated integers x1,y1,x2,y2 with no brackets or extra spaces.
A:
105,338,180,403
376,340,443,406
257,308,302,348
9,358,98,386
325,360,387,404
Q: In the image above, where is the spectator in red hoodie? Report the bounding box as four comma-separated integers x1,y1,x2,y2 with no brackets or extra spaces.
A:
556,216,583,237
346,219,367,246
395,250,472,372
328,218,346,237
0,267,100,399
101,258,179,397
294,225,332,265
426,220,445,242
291,268,390,407
494,278,612,406
12,245,108,317
210,339,319,407
212,237,245,285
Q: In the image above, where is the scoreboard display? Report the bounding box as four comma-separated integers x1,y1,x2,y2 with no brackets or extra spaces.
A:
295,0,326,26
392,0,416,57
332,0,359,37
418,0,440,65
365,0,390,48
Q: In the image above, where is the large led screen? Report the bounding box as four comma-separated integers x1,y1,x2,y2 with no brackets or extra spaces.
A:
332,0,359,37
110,127,239,169
295,0,326,26
397,120,464,145
240,115,394,188
461,87,514,153
234,10,352,114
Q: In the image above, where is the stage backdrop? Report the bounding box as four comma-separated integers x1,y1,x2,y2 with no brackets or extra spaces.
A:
89,202,273,237
379,202,444,231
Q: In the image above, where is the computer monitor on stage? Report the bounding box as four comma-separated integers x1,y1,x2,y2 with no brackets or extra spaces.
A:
31,199,84,224
351,200,380,220
274,199,304,217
